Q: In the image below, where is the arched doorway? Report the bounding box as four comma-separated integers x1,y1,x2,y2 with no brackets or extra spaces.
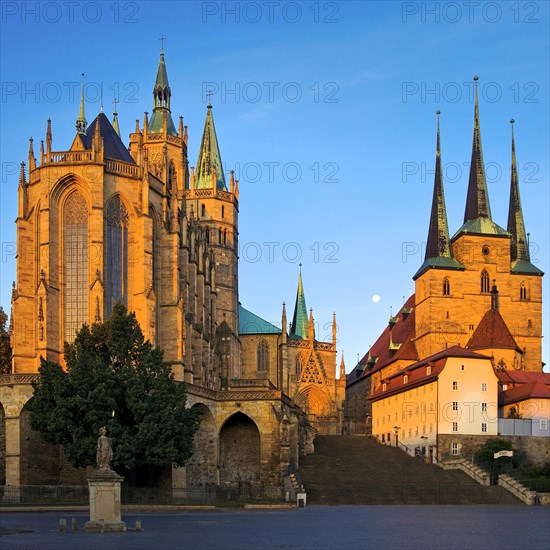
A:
19,399,59,485
186,403,217,488
219,412,260,484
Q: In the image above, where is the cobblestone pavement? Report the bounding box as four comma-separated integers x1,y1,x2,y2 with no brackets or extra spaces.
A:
1,505,549,550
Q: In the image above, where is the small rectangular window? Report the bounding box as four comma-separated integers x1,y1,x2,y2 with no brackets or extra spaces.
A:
540,419,548,431
451,443,459,455
452,422,458,432
452,401,458,411
481,423,487,433
452,381,458,391
481,403,487,412
481,382,487,392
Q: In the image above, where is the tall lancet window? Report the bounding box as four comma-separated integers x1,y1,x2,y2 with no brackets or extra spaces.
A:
481,270,490,293
105,195,129,318
64,192,88,343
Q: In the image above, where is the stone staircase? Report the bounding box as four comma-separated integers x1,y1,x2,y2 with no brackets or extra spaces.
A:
299,436,521,505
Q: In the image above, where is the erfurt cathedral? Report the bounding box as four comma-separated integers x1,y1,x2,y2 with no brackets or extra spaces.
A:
0,49,346,496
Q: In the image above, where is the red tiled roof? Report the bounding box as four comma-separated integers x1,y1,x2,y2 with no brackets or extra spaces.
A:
466,308,522,353
499,381,550,406
349,295,417,388
496,371,550,386
370,345,491,401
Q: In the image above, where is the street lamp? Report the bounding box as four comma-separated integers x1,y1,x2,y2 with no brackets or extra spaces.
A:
393,426,400,448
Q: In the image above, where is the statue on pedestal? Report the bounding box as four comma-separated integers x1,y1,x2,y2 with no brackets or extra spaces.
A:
96,426,113,470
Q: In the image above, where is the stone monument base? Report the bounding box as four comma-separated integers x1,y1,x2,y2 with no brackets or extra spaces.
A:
84,468,126,532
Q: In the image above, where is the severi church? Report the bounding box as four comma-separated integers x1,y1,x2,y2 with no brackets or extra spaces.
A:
0,49,346,495
346,79,546,462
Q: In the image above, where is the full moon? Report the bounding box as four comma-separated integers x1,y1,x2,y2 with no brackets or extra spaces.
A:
372,294,381,303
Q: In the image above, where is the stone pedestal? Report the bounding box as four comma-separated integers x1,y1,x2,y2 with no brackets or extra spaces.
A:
84,468,126,532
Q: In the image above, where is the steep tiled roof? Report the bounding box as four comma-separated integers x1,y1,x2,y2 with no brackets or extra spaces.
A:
85,113,135,164
496,371,550,386
499,381,550,406
466,308,522,353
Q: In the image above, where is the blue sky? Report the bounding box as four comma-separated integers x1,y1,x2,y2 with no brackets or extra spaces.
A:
1,1,549,370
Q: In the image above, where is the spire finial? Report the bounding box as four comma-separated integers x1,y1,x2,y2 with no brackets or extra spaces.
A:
100,82,104,113
76,73,87,135
112,95,120,137
159,34,166,53
206,89,213,108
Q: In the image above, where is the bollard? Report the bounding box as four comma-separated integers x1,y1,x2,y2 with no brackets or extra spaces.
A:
71,517,78,531
135,519,142,531
99,519,105,533
59,518,67,532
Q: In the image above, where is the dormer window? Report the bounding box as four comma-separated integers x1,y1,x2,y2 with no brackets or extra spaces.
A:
426,366,432,376
382,383,387,391
403,375,409,384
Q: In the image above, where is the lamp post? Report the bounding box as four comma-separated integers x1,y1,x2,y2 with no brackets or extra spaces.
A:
393,426,400,448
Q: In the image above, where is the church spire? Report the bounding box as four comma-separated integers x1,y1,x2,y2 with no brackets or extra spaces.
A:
195,101,227,190
426,110,451,259
413,112,463,280
290,264,308,339
507,119,528,263
76,73,87,135
148,44,177,136
506,120,543,275
464,76,491,223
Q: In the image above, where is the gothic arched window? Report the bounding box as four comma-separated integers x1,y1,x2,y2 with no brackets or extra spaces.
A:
442,277,450,296
295,354,301,376
64,192,88,343
520,283,528,301
257,339,269,372
481,270,490,293
105,195,129,318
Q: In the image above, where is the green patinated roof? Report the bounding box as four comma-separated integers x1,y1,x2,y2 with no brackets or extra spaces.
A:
239,305,281,335
511,260,544,276
413,256,465,280
452,217,509,239
154,52,170,91
195,105,226,190
149,50,178,137
148,110,178,135
290,269,308,339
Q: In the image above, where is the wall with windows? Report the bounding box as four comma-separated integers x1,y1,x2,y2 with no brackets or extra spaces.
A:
438,357,498,437
414,232,543,370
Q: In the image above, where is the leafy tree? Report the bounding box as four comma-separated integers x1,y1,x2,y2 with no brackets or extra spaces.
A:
29,303,201,478
0,306,12,375
475,438,525,468
507,406,522,419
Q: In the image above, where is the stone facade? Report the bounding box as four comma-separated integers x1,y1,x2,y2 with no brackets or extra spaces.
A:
346,91,544,445
1,50,344,496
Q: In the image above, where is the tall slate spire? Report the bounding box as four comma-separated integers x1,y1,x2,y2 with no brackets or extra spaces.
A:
464,76,491,222
195,102,227,190
508,119,528,262
413,112,463,280
453,76,507,239
290,265,308,339
148,45,177,136
76,73,87,135
507,119,544,275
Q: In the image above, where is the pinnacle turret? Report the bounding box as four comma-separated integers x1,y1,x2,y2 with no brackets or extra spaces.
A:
290,265,308,339
195,103,227,190
76,73,87,135
149,47,177,136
